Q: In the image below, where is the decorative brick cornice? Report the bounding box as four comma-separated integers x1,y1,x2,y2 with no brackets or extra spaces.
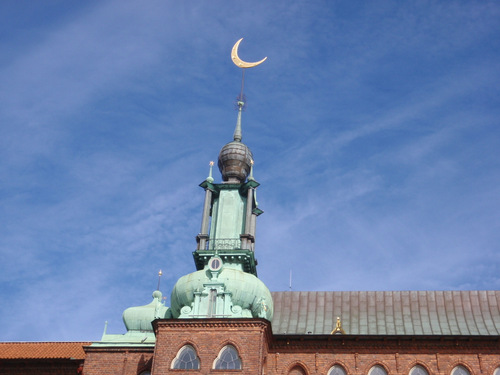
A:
270,335,500,353
153,317,271,331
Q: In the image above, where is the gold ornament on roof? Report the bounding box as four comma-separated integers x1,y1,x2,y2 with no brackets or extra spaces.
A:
331,316,346,335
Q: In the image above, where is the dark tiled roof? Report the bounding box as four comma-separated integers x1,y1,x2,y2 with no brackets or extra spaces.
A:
271,291,500,336
0,342,90,359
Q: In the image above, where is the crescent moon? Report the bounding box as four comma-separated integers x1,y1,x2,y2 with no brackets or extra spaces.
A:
231,38,267,68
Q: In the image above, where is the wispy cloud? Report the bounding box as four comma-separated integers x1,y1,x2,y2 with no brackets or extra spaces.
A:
1,0,499,341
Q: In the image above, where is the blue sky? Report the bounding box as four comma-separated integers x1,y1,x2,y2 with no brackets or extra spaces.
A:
1,1,499,341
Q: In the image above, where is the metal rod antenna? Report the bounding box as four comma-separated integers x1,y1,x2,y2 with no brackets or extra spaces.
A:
240,69,245,100
157,269,162,290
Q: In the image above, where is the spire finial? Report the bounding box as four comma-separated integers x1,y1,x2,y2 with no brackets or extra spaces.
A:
248,159,255,181
233,101,244,142
156,269,162,291
207,161,214,183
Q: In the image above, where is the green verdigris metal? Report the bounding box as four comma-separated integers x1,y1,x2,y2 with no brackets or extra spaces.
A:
122,290,171,331
170,264,273,320
171,101,273,321
94,291,171,347
172,172,274,321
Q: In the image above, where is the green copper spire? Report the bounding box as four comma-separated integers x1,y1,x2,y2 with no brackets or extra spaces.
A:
233,100,244,142
170,38,273,322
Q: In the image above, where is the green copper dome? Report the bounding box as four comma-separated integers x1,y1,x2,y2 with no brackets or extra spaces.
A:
122,290,171,331
170,266,273,321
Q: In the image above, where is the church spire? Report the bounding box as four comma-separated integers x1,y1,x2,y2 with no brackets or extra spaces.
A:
169,38,272,321
194,38,267,263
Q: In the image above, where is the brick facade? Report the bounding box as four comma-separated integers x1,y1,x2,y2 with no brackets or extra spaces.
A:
152,318,270,374
83,347,153,375
269,335,500,375
79,318,498,375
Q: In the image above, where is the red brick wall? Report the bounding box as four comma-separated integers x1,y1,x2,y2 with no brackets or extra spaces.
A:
268,336,500,375
267,352,500,375
0,360,81,375
83,347,153,375
152,318,271,374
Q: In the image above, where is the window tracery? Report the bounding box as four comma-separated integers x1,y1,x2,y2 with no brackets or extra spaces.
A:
171,345,200,370
214,345,242,370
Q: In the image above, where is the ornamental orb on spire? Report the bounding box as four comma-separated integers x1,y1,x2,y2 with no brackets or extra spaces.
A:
218,141,253,183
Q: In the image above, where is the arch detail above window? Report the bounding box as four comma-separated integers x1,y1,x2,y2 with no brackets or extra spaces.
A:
410,365,429,375
171,345,200,370
452,366,471,375
369,365,388,375
328,364,347,375
214,345,242,370
289,365,307,375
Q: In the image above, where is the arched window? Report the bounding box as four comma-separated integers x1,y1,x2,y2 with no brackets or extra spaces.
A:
410,365,429,375
369,365,388,375
328,364,347,375
288,365,307,375
171,345,200,370
214,345,242,370
494,368,500,375
452,366,471,375
139,372,151,375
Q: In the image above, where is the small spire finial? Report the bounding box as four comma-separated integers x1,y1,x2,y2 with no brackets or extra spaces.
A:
248,159,255,181
101,321,108,340
207,161,214,183
156,269,162,291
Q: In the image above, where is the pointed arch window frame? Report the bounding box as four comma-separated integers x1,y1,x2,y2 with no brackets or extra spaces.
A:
287,364,308,375
328,364,347,375
410,365,430,375
451,365,472,375
213,344,242,370
368,364,388,375
171,344,200,370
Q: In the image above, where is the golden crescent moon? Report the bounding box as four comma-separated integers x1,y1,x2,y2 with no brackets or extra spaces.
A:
231,38,267,68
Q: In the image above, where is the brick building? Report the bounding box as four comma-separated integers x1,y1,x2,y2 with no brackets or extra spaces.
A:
80,85,500,374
